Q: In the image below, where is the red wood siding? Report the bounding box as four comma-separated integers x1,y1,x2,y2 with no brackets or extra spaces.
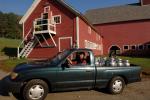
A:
79,18,103,56
25,0,76,59
59,38,72,52
23,0,103,59
142,0,150,5
94,20,150,55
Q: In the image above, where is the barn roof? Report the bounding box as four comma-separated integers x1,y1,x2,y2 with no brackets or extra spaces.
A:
19,0,98,33
85,3,150,24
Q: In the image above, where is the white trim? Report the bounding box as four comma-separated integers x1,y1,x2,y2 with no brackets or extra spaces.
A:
23,23,25,39
101,37,103,55
141,0,143,6
123,45,130,51
98,35,101,40
52,15,62,24
48,33,57,47
96,34,99,41
88,26,91,34
59,37,73,52
108,45,122,54
19,0,41,24
76,17,80,48
44,6,50,13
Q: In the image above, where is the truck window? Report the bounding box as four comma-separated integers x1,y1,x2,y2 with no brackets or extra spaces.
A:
66,51,91,67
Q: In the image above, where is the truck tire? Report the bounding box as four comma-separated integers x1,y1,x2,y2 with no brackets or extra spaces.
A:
23,79,49,100
109,76,125,94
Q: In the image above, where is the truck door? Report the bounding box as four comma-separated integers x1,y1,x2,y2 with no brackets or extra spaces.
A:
55,50,95,90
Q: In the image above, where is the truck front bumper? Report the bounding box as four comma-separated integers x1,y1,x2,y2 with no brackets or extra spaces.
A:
2,76,23,93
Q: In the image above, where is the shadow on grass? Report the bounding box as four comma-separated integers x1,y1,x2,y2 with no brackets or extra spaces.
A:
1,47,19,57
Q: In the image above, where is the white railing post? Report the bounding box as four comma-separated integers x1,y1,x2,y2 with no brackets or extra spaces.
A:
17,47,20,59
17,28,32,59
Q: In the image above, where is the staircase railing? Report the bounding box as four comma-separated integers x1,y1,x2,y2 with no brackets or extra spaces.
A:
17,28,32,58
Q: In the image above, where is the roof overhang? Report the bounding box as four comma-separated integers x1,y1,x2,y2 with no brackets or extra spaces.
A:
19,0,100,34
19,0,41,24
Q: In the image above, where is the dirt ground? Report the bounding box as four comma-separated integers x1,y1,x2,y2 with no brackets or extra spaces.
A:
0,77,150,100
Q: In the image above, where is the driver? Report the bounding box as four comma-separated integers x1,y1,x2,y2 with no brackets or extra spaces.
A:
76,52,87,65
67,52,87,66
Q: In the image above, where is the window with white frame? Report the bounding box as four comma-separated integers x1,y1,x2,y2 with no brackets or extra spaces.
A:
123,45,129,50
44,6,50,13
88,26,91,34
53,15,61,24
42,13,48,19
138,45,144,50
131,45,136,50
147,44,150,49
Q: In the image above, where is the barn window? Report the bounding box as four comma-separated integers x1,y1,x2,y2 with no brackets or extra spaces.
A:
131,45,136,50
88,26,91,34
147,44,150,49
138,45,144,50
123,45,129,50
42,13,48,19
53,15,61,24
44,6,50,13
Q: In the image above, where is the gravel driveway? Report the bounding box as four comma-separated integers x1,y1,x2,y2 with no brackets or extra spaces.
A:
0,76,150,100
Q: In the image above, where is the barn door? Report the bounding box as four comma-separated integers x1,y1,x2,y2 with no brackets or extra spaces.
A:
59,37,72,52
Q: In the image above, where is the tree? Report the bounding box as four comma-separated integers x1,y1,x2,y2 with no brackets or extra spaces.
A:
0,11,22,39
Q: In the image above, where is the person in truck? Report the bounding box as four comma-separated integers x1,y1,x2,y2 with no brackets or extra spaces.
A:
67,52,88,66
76,52,87,65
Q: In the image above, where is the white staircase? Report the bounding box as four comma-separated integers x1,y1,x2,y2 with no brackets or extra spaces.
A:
17,28,34,58
18,39,37,58
18,10,57,59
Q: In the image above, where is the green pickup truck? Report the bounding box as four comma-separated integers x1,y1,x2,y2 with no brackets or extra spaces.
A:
3,49,141,100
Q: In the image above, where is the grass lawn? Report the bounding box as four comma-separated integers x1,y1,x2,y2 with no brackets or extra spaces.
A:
0,59,27,72
119,56,150,71
0,38,149,73
0,37,21,56
0,38,24,72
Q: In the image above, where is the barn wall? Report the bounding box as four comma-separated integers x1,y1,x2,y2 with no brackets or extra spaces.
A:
142,0,150,5
94,20,150,55
24,0,76,59
79,18,103,56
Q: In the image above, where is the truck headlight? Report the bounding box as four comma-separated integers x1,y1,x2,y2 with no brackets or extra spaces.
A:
10,72,18,80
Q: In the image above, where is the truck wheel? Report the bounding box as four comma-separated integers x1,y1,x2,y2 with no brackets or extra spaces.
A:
23,79,48,100
109,76,125,94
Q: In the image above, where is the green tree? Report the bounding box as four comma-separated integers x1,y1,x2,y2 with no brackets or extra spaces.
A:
0,11,22,39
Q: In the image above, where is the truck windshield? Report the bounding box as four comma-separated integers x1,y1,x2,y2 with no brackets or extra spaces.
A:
49,50,70,65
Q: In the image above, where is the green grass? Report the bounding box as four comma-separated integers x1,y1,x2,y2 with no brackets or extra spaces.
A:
1,59,27,72
0,38,24,72
119,56,150,70
0,37,21,56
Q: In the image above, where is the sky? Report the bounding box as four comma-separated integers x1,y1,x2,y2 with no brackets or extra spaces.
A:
0,0,139,15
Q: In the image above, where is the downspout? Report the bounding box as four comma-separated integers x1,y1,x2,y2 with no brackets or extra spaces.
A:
76,17,80,48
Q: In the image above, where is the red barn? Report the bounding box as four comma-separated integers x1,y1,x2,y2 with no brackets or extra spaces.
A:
85,0,150,57
18,0,103,59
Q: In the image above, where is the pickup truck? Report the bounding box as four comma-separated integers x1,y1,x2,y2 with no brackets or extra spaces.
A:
3,48,142,100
